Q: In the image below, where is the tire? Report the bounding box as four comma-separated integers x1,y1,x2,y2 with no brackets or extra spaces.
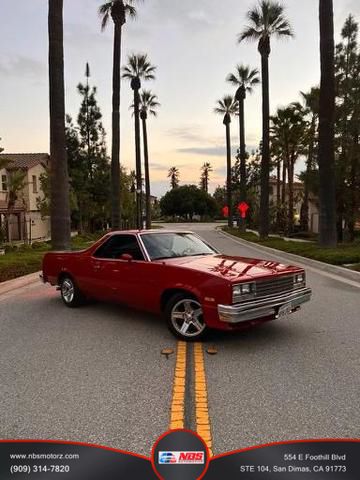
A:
164,293,207,341
60,275,85,308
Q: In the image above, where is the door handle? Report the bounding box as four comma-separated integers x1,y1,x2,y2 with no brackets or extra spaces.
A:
93,264,101,271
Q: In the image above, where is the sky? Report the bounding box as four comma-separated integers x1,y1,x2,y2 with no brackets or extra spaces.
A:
0,0,359,197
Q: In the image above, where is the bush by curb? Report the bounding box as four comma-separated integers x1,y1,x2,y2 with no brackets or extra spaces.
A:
223,228,360,266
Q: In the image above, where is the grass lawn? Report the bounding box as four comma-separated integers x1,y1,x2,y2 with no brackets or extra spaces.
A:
0,233,101,283
223,227,360,267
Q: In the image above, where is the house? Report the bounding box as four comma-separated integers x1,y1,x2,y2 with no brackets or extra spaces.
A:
268,177,320,233
0,153,50,242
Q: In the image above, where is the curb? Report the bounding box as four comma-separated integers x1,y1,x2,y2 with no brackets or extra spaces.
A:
0,271,41,297
218,229,360,284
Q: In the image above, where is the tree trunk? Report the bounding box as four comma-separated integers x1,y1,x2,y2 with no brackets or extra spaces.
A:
226,122,233,229
48,0,71,250
348,127,359,242
281,158,287,204
142,116,151,229
276,159,281,229
287,157,294,235
111,23,122,230
239,96,247,232
259,52,270,239
132,81,142,230
318,0,337,247
301,116,315,232
337,35,352,242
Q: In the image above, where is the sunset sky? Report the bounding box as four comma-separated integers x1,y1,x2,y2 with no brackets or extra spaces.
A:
1,0,359,197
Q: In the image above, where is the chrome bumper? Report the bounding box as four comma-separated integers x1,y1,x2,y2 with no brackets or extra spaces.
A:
218,288,312,324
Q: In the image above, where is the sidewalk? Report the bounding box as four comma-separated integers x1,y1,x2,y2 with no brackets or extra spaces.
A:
0,271,41,296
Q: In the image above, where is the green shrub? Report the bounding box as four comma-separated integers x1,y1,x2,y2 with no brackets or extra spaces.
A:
223,227,360,266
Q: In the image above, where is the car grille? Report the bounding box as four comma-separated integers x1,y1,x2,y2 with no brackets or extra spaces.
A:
255,275,294,298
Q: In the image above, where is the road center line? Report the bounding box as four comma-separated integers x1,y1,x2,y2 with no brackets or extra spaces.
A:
194,342,213,456
169,341,187,430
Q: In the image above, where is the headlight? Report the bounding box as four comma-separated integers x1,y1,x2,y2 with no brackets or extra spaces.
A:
232,283,255,303
294,272,306,288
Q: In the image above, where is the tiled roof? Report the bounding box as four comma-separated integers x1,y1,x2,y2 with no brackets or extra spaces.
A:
0,153,49,170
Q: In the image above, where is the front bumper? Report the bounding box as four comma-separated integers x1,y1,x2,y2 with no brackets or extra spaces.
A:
218,287,312,324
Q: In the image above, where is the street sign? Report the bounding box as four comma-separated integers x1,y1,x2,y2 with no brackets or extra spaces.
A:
237,202,249,219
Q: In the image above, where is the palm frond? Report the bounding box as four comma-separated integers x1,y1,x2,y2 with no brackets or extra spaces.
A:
98,2,112,31
247,5,262,28
125,4,137,19
139,90,160,115
238,26,261,43
214,95,237,115
239,1,293,42
226,73,240,86
122,53,157,81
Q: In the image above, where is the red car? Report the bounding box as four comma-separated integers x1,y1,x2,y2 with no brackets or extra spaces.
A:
41,230,312,340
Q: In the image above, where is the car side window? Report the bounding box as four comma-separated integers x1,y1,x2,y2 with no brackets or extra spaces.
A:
94,235,145,261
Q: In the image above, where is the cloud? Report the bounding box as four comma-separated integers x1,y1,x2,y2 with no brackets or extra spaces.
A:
187,10,224,27
64,23,111,49
166,126,207,144
0,55,45,79
177,146,227,157
149,162,169,171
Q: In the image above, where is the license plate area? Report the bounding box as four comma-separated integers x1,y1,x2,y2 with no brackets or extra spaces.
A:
277,302,293,318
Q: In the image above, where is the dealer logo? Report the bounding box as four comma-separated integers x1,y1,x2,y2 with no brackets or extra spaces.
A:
159,451,205,465
152,430,209,480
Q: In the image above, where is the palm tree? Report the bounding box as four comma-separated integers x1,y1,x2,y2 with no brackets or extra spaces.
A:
48,0,71,250
139,90,160,229
238,0,293,239
168,167,180,189
271,105,305,234
318,0,337,247
227,64,259,231
99,0,138,230
122,54,156,229
214,95,238,228
200,163,213,193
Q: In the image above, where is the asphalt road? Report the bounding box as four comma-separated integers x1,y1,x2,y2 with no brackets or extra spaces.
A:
0,223,359,456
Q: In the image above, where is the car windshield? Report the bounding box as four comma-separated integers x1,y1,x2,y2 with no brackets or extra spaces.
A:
140,232,217,261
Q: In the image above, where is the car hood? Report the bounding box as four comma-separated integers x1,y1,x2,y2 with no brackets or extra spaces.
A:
160,254,301,282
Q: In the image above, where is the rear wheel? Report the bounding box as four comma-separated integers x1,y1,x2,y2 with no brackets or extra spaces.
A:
60,275,84,308
165,293,207,341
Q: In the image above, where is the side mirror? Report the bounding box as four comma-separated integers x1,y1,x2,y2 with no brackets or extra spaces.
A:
120,253,133,262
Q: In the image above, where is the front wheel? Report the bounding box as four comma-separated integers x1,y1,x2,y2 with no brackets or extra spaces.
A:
60,275,84,308
165,294,207,341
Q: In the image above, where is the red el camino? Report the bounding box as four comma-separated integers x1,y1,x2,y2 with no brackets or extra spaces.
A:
41,230,312,340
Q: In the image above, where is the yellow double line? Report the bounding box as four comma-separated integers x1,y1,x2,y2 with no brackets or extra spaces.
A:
169,341,213,456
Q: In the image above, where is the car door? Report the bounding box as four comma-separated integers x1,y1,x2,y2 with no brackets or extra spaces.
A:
87,234,148,304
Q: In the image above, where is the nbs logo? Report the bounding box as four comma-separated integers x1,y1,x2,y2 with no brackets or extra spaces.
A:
158,451,205,465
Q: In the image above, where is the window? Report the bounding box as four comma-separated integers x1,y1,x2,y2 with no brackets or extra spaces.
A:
94,235,145,261
141,233,216,260
1,175,7,191
32,175,38,193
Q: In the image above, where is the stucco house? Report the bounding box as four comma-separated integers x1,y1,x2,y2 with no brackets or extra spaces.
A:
268,177,320,233
0,153,50,242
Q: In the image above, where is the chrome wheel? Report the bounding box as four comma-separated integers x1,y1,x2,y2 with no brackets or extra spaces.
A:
61,278,75,304
171,299,205,338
